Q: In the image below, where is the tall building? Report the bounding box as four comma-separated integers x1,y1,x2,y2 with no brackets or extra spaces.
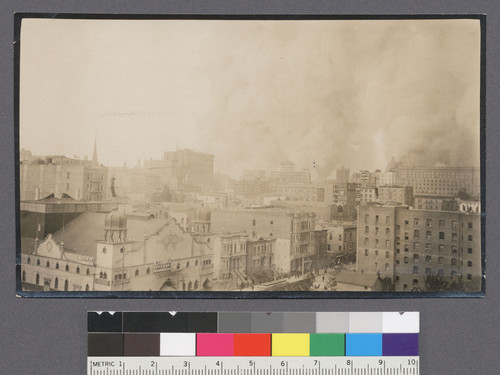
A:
391,166,480,199
357,202,481,291
271,161,311,185
335,166,350,183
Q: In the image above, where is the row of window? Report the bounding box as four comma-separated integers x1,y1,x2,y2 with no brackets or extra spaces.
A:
22,271,90,291
26,257,91,275
364,238,391,249
364,226,391,236
397,255,473,267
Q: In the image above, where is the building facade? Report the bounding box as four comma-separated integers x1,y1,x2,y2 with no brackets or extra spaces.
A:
357,203,481,291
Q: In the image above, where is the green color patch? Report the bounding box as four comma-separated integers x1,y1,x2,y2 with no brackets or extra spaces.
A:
309,334,345,356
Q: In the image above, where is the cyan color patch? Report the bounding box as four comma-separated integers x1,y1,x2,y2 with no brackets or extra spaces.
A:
345,334,382,356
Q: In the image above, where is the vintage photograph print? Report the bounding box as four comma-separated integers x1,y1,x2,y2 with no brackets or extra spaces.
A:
16,15,484,296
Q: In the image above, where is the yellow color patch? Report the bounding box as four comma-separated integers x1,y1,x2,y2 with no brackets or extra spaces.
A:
272,334,310,356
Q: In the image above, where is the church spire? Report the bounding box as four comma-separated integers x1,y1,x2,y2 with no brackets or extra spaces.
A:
92,136,98,166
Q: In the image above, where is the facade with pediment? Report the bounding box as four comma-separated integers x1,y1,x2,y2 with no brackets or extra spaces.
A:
21,207,217,292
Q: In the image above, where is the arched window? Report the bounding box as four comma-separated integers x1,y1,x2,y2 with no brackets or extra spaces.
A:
56,263,59,270
65,264,69,271
46,261,50,267
182,282,186,291
135,269,139,276
54,277,58,289
64,279,68,291
194,280,198,290
76,267,80,274
27,257,31,264
37,259,40,266
188,281,192,291
103,272,107,279
99,271,103,278
85,284,89,291
22,270,26,282
36,273,40,285
186,261,190,268
86,268,90,275
146,268,150,274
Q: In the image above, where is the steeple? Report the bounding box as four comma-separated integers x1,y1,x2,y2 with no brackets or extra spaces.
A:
92,136,98,166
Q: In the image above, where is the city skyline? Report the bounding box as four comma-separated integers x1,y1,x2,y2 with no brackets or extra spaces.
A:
19,18,481,179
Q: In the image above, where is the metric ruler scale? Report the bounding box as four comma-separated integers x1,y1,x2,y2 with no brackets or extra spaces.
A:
87,357,419,375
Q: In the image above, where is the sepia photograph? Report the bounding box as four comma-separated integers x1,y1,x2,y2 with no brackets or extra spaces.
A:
16,15,484,296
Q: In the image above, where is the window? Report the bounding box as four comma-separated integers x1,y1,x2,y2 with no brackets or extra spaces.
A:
86,268,90,275
375,239,379,248
120,247,124,253
330,234,333,240
364,238,369,246
451,246,457,254
414,242,420,251
195,260,198,266
452,220,458,229
375,250,379,256
468,248,473,254
385,263,390,271
439,244,444,252
426,219,432,227
270,221,273,225
413,266,419,274
385,251,390,258
46,261,50,268
374,262,379,270
365,249,369,256
425,243,431,252
438,257,444,265
54,277,58,289
426,231,432,239
37,259,40,266
425,267,432,275
414,218,419,226
186,261,190,268
404,244,409,252
439,220,445,228
76,267,80,274
414,230,419,238
386,216,390,225
468,235,473,241
451,258,458,267
364,214,369,224
327,244,331,251
413,254,419,263
468,222,473,229
404,257,409,264
385,240,390,249
439,232,445,240
425,255,432,264
396,248,400,254
405,220,409,227
438,269,444,276
467,273,472,280
365,226,369,234
146,268,150,274
452,233,458,241
27,257,31,264
135,269,139,276
375,227,379,235
176,263,180,269
65,265,69,271
404,232,409,240
386,228,390,236
468,261,473,267
252,219,256,226
375,215,379,224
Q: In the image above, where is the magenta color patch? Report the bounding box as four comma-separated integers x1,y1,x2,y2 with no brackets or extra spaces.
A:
196,333,234,356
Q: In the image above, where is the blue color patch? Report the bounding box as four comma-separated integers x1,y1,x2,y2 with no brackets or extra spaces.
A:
345,334,382,356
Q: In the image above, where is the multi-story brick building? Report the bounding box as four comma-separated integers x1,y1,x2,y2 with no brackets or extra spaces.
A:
211,208,320,275
377,186,414,206
357,202,482,292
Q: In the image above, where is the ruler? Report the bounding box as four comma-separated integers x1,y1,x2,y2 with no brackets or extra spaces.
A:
87,356,419,375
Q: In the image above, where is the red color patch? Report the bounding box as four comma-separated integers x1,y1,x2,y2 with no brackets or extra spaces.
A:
233,334,271,356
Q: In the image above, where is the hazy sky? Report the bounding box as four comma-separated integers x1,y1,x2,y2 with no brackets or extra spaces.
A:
19,18,481,179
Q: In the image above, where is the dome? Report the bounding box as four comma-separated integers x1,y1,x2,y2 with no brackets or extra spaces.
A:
105,210,127,230
194,205,211,222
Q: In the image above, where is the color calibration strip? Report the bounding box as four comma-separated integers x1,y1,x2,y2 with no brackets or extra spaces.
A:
88,312,418,357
